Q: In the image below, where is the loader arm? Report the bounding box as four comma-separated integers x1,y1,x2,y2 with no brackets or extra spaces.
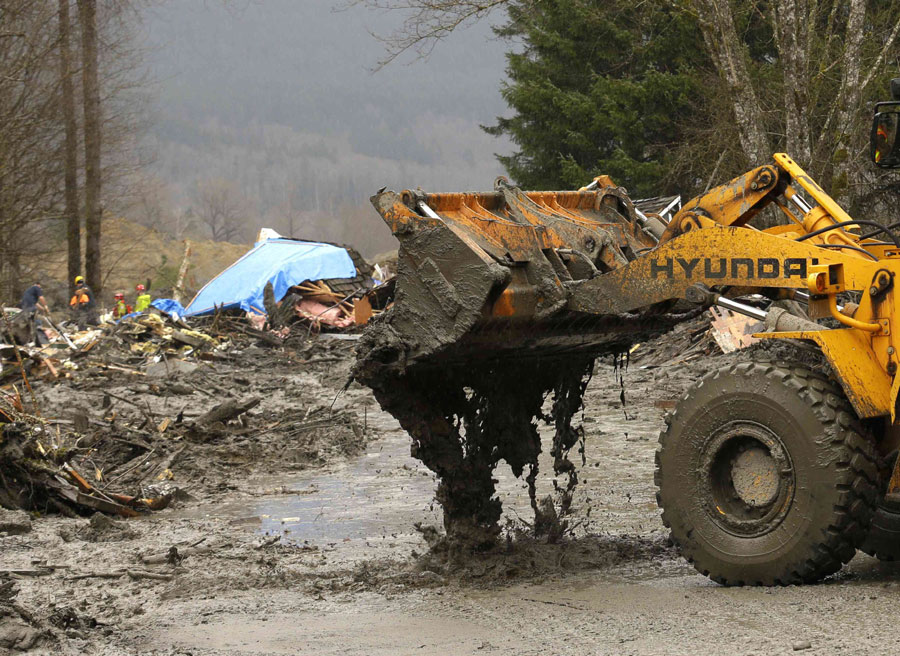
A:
662,153,875,247
569,153,900,420
568,225,900,419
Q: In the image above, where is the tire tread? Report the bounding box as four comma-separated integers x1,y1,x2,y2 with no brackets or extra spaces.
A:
656,355,879,585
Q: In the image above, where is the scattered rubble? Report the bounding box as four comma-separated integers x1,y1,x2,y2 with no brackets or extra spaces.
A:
0,302,372,524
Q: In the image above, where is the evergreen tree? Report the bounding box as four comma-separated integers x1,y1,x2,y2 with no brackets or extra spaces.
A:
485,0,709,196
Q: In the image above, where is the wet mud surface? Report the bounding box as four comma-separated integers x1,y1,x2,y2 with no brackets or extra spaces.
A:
5,320,900,654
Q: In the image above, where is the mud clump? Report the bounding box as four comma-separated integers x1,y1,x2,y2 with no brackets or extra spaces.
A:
59,512,139,543
356,352,594,551
0,580,51,652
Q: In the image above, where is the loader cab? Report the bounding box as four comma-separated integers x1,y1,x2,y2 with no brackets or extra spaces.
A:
871,77,900,168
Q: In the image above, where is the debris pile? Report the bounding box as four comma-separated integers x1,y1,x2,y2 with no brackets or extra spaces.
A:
264,280,378,332
629,306,762,367
182,233,393,333
0,306,369,520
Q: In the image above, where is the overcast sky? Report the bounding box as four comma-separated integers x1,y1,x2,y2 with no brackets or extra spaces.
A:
140,1,513,194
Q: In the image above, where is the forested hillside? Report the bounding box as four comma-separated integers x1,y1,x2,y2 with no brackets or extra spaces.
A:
139,1,511,255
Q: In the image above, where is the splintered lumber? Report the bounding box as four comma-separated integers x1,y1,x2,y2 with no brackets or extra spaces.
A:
70,569,174,581
296,281,355,311
194,397,260,426
225,322,283,347
708,306,761,353
170,330,206,349
0,569,54,577
127,570,174,581
50,481,140,518
172,240,192,303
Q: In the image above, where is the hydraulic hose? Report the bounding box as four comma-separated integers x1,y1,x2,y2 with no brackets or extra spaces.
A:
816,243,879,261
860,220,900,241
796,220,900,247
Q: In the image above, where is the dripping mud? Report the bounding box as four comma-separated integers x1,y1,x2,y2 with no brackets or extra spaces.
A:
357,354,599,553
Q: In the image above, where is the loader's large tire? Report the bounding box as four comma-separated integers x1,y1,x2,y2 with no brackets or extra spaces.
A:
860,452,900,561
655,360,879,585
860,501,900,561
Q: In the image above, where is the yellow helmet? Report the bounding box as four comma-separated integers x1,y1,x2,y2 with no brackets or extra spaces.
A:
74,275,84,284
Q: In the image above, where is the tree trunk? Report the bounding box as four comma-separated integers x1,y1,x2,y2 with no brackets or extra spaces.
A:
830,0,867,200
58,0,80,295
77,0,101,295
691,0,770,166
772,0,812,167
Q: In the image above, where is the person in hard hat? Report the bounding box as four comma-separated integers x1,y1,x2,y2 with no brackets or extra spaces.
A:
113,292,132,319
134,284,151,313
69,276,97,329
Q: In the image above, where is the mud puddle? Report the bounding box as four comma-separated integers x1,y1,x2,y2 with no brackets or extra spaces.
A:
170,408,441,545
154,370,664,605
250,429,439,542
171,390,657,551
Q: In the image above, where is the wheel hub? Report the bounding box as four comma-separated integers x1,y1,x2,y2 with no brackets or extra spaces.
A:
701,422,795,537
731,447,779,507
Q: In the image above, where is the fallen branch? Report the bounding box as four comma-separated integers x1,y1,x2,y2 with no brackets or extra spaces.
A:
127,570,174,581
0,569,54,577
69,569,174,581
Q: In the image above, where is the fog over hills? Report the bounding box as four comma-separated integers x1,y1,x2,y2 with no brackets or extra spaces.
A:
139,1,512,253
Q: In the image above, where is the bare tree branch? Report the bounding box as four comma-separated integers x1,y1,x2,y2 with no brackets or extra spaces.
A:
347,0,510,69
193,178,250,243
860,16,900,93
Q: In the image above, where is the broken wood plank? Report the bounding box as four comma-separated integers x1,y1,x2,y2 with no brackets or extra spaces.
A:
0,569,54,577
170,330,210,350
50,481,140,517
127,570,174,581
69,569,174,581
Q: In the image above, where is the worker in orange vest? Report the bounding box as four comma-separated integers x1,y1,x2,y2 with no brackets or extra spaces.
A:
69,276,97,329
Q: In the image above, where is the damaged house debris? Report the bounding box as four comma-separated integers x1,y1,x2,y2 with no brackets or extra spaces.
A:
0,232,385,524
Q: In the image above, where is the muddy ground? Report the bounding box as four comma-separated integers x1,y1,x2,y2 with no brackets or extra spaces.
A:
4,318,900,655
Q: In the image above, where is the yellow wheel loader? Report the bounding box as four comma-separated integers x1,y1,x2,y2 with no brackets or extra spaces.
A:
354,80,900,585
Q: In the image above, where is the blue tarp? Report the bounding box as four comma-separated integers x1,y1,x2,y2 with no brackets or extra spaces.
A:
115,299,185,323
152,298,187,320
183,239,356,317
